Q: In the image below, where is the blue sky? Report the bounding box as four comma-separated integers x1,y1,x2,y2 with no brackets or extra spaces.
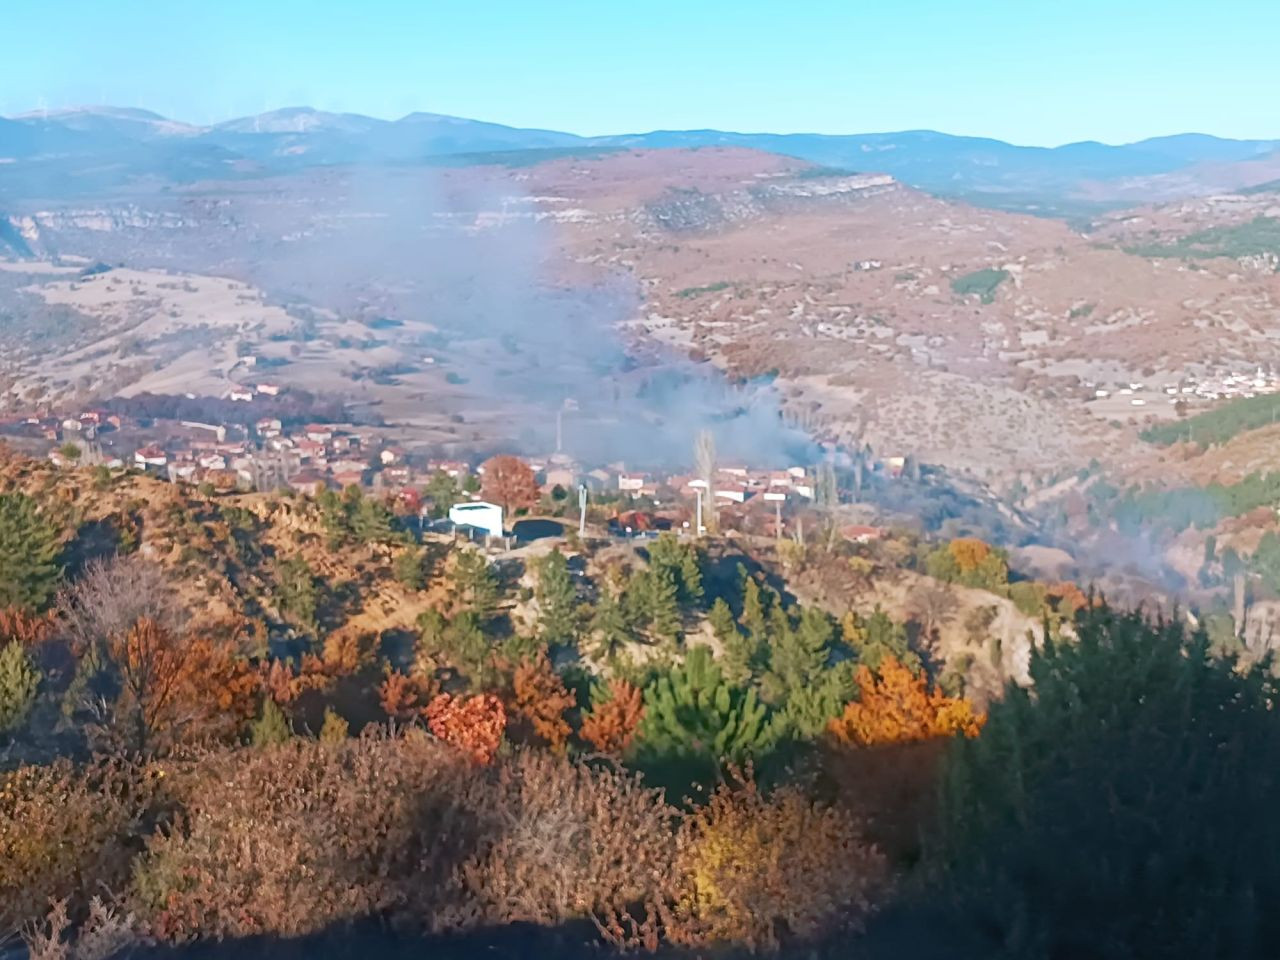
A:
3,0,1277,146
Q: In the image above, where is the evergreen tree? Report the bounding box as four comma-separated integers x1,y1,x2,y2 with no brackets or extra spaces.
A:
533,547,579,646
250,698,292,746
713,597,760,687
636,646,772,774
393,547,427,591
738,565,770,645
647,566,683,646
647,533,705,607
316,488,350,548
589,585,634,664
762,605,835,705
418,608,492,686
0,640,40,737
350,492,395,543
275,554,319,632
941,605,1280,957
451,550,498,622
424,470,461,518
846,605,919,672
777,664,855,740
0,492,62,611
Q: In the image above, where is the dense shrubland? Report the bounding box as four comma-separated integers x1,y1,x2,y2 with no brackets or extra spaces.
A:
4,454,1279,957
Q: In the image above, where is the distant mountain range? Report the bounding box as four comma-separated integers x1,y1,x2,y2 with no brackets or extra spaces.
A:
3,105,1279,212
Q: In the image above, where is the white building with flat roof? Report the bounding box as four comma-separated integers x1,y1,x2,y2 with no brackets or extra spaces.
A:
449,501,504,538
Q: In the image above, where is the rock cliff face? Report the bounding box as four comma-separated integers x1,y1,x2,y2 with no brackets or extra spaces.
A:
3,206,220,260
639,173,901,233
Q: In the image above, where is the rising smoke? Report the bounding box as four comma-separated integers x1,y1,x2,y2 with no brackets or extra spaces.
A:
245,162,817,468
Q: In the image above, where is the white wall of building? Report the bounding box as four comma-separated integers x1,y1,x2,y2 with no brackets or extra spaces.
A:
449,501,504,537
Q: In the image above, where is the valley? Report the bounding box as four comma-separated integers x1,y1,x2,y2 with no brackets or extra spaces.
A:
4,109,1280,608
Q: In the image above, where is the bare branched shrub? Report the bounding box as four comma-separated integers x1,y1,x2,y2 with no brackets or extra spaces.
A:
57,557,184,656
23,897,141,960
132,732,488,941
442,751,676,930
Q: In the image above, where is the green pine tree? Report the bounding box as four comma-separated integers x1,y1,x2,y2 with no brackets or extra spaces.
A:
0,492,62,611
275,554,319,633
738,565,770,645
647,533,704,607
351,494,395,543
424,470,461,518
709,596,757,687
451,549,498,622
941,604,1280,957
589,585,634,664
647,566,683,646
393,547,428,591
0,641,40,737
851,605,920,672
250,698,292,746
761,605,837,708
534,547,579,646
636,646,772,773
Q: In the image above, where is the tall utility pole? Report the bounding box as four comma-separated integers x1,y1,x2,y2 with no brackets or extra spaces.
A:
695,487,704,536
578,483,588,537
694,429,717,534
774,497,783,542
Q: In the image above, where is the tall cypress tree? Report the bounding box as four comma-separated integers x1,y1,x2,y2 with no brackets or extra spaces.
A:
647,566,683,646
738,565,770,645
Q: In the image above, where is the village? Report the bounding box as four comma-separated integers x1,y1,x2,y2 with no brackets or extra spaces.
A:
0,382,901,543
1085,365,1280,419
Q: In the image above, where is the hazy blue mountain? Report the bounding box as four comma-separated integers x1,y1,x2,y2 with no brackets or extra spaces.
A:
26,106,202,141
1128,133,1280,165
212,106,388,136
2,105,1278,209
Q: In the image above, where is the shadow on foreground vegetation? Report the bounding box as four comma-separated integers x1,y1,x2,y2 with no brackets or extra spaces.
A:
10,604,1280,959
5,450,1280,958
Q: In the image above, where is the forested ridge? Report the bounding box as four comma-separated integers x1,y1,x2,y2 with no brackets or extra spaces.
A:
2,452,1278,959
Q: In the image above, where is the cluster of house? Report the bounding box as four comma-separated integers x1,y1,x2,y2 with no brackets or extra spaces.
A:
143,419,476,496
224,380,285,403
20,408,123,448
612,464,816,505
1090,367,1280,407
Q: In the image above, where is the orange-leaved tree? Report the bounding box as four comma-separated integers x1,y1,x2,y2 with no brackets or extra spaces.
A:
479,455,539,518
425,692,506,764
259,654,330,706
580,678,645,755
828,655,983,746
1046,580,1089,616
0,606,56,649
378,670,436,722
98,617,257,753
511,653,575,751
321,629,378,676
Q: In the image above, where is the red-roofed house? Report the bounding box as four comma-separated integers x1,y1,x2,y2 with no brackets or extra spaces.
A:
134,445,168,468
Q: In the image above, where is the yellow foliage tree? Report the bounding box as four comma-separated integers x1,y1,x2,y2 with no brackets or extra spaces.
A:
949,537,992,574
667,775,885,949
827,655,983,746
